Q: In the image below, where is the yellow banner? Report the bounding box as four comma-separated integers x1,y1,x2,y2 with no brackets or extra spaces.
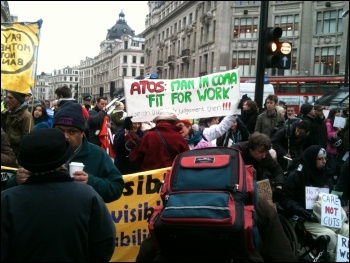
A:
1,20,42,94
106,167,169,262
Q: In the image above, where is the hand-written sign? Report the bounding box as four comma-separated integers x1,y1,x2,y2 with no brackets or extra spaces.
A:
305,186,329,209
124,69,241,122
333,116,346,128
320,193,342,228
336,234,349,262
257,179,274,206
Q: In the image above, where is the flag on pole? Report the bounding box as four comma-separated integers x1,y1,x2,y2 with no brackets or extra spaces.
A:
99,115,116,161
1,19,42,94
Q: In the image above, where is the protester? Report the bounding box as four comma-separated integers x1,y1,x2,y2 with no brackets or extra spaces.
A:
240,100,259,134
216,117,249,146
255,94,285,137
335,156,349,213
136,197,297,262
1,127,16,168
301,104,327,150
5,102,125,203
232,132,285,202
325,108,342,182
1,128,116,262
113,116,144,174
54,85,76,107
271,120,311,171
110,100,127,132
280,145,349,262
32,103,50,130
129,109,189,171
87,96,115,146
1,90,33,156
177,114,238,149
286,105,297,119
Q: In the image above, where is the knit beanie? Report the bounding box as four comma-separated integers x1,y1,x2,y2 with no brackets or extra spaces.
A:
300,104,313,115
8,91,26,104
53,102,85,131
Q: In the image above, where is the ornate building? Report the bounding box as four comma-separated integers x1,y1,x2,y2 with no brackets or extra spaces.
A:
142,1,349,79
79,10,145,102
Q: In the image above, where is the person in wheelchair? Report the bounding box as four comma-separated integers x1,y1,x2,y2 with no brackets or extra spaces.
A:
280,145,349,262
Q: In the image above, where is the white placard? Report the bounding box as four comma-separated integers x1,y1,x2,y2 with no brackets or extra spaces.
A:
336,234,349,262
333,116,346,128
305,187,329,209
124,69,241,122
320,193,342,228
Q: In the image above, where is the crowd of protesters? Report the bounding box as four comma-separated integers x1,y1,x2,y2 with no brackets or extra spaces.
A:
1,87,349,261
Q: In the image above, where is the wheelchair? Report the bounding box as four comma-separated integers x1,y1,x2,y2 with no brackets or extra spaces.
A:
277,207,330,262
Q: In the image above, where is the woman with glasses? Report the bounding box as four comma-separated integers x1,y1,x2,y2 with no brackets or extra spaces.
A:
280,145,349,262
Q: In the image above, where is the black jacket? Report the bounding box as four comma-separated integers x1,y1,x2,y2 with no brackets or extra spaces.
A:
1,172,116,262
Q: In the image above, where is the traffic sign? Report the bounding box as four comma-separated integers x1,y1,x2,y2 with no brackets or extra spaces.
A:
279,55,291,69
280,42,292,55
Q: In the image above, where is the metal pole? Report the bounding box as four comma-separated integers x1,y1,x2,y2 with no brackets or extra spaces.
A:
255,1,269,111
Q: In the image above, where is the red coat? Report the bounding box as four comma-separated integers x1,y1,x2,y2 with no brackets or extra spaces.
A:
129,122,189,171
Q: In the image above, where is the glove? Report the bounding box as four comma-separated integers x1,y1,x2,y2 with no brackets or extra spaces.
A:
301,210,319,223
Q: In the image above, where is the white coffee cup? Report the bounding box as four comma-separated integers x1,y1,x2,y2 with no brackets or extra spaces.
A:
69,162,84,178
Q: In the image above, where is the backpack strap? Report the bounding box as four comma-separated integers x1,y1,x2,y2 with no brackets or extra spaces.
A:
155,129,174,159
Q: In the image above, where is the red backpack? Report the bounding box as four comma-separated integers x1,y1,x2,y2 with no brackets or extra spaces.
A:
148,147,260,261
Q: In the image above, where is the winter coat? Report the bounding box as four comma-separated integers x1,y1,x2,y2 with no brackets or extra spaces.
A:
280,145,333,218
233,141,285,187
129,122,189,171
1,103,33,155
1,171,116,262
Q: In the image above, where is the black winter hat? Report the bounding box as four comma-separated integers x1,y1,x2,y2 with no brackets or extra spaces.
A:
300,104,313,115
17,128,73,173
7,91,26,104
53,102,85,131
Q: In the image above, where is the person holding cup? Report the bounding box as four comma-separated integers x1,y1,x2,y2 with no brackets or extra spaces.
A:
6,102,125,203
1,128,116,262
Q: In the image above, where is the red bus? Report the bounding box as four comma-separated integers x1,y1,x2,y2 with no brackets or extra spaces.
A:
241,76,344,113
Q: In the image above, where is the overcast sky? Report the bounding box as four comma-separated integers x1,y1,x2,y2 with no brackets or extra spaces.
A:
7,1,149,74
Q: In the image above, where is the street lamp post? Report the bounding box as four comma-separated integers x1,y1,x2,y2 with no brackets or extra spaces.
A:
342,10,349,87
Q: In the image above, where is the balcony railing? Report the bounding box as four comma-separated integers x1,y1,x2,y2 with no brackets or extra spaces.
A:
181,49,190,57
156,60,164,67
168,55,176,63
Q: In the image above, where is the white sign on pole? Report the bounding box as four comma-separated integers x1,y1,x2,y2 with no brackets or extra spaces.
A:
305,186,329,209
333,116,346,128
124,69,241,122
336,234,349,262
320,193,342,228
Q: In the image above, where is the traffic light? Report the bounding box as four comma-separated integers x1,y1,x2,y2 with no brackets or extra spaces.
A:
264,27,282,68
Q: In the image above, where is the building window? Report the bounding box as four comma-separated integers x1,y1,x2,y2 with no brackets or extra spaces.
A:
314,46,340,75
232,51,256,76
132,56,137,63
141,57,144,64
123,68,127,77
124,41,128,49
235,1,260,6
123,56,128,63
234,17,259,38
316,10,343,34
140,69,144,77
275,14,299,37
132,68,136,77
